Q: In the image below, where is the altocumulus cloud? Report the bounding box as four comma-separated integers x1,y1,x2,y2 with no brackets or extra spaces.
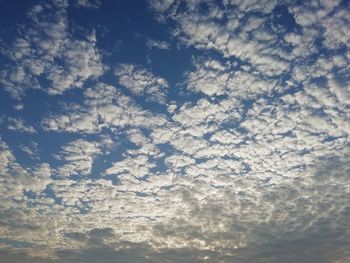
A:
0,0,349,262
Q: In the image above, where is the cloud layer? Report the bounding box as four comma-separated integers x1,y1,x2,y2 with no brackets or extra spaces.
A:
0,0,349,262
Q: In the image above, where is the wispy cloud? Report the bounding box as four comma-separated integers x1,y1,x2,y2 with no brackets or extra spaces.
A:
146,39,171,50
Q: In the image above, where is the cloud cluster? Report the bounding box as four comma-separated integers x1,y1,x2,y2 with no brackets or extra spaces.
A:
0,0,349,262
115,64,169,104
146,39,171,50
75,0,101,9
41,83,168,133
5,117,37,133
0,0,103,99
55,139,101,177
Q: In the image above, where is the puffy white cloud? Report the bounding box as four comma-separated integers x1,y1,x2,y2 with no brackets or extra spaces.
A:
0,139,52,201
185,59,230,96
165,154,195,169
289,0,350,51
115,64,169,104
42,83,168,133
1,1,350,262
46,33,104,95
6,117,37,133
0,0,103,99
0,140,21,176
148,0,291,77
55,139,101,177
106,156,155,183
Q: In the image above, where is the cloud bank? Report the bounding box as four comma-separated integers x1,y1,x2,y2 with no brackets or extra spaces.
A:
0,0,349,262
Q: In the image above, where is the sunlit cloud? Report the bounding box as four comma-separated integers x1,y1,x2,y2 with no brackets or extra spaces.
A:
0,0,349,262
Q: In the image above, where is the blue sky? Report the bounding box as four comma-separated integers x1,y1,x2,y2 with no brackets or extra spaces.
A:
0,0,350,262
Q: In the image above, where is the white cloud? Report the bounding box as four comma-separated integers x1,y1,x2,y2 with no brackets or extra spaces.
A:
146,39,171,50
289,1,350,51
75,0,101,9
185,59,230,96
323,9,350,49
0,139,52,199
0,0,104,99
105,155,155,179
1,1,350,262
13,104,24,111
46,33,104,95
6,117,36,133
56,139,101,177
149,0,291,77
42,83,168,134
165,154,195,169
115,64,169,104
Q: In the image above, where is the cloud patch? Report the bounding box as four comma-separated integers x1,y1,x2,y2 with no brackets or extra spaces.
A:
0,0,103,99
115,64,169,104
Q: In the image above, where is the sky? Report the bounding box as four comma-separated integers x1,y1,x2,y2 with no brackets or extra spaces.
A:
0,0,350,262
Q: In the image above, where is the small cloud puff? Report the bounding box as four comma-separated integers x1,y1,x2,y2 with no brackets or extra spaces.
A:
146,39,171,50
